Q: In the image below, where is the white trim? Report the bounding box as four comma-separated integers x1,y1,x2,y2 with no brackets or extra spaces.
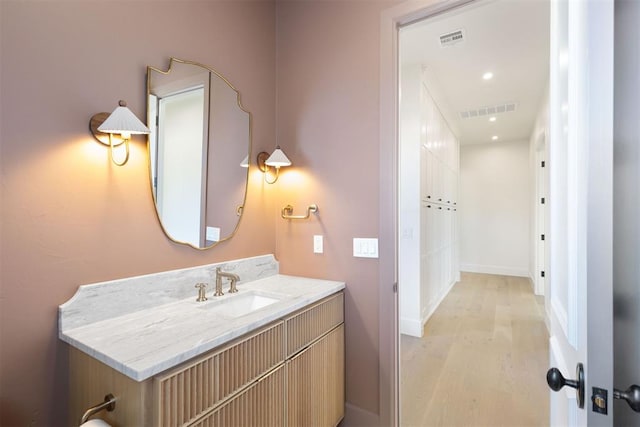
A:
529,272,536,290
551,296,569,343
401,277,457,337
460,263,530,277
422,278,456,320
400,316,423,337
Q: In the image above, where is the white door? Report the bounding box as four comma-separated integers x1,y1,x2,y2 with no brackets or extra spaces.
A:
157,87,207,247
547,0,614,425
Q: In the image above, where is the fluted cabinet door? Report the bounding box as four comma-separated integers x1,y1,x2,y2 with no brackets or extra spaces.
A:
286,325,345,427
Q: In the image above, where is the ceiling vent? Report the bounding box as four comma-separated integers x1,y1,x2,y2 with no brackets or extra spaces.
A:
459,102,518,119
439,29,465,47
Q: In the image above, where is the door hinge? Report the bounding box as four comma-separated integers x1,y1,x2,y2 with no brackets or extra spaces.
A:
541,234,545,241
541,197,546,204
393,283,398,293
541,271,545,278
541,160,546,168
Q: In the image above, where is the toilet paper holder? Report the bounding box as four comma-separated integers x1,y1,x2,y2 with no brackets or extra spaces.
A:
80,393,116,425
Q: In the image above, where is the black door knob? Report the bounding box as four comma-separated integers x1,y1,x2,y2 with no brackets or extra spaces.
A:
614,384,640,413
547,368,579,391
547,363,585,408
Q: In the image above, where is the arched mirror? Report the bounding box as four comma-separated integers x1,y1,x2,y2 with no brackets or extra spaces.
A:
147,58,250,249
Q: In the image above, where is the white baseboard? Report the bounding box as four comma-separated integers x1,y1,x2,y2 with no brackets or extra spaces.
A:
343,403,379,426
400,316,423,338
529,272,536,287
420,280,460,333
400,273,460,338
544,306,551,333
460,263,529,277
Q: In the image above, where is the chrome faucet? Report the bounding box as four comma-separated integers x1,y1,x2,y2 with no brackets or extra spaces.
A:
214,267,240,296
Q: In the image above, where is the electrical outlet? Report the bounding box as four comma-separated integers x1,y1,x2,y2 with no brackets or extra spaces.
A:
314,235,323,254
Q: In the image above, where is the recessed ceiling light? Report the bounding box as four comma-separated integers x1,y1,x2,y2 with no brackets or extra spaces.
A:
489,116,496,122
482,72,494,80
492,135,499,141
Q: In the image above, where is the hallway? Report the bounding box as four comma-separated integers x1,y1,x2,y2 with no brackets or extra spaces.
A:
401,272,549,426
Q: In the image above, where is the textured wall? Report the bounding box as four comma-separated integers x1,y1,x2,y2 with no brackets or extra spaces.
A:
275,0,398,418
0,1,407,424
0,1,276,425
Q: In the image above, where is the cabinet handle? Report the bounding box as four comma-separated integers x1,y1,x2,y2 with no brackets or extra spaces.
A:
438,207,442,210
438,198,442,201
427,205,432,208
427,195,431,199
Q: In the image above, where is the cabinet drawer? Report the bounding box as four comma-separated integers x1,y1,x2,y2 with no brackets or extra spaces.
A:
285,291,344,357
190,365,285,427
154,321,284,427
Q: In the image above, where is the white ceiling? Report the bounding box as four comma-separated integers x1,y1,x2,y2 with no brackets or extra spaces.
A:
400,0,550,145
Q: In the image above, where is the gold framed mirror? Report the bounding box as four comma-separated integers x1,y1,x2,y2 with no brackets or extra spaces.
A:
147,58,251,249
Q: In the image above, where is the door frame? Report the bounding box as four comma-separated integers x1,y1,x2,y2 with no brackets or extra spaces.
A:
380,0,615,425
379,1,476,425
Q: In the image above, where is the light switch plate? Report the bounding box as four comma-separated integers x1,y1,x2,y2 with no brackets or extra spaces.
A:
353,238,379,258
206,226,220,242
313,235,323,254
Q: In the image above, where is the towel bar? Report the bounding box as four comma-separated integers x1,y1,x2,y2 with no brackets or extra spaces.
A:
80,394,116,425
281,204,318,220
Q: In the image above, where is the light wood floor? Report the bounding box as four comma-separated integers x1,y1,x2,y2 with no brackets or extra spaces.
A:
400,272,549,427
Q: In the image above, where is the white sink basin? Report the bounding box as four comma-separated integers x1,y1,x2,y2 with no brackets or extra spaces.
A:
198,290,283,318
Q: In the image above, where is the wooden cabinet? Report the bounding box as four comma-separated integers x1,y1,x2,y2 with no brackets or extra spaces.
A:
284,291,345,427
69,292,344,427
287,325,345,427
154,321,285,426
190,365,286,427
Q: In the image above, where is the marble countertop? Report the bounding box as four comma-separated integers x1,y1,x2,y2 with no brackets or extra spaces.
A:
60,274,345,381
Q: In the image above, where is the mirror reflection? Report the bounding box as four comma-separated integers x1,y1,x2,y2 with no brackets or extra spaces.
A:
147,58,250,249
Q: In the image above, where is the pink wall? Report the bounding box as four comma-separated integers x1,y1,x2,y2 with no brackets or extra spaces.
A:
0,2,276,425
1,0,402,425
275,0,398,419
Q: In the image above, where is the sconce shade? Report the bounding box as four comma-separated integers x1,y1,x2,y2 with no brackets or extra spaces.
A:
265,146,292,168
90,100,150,166
240,155,249,168
97,100,150,135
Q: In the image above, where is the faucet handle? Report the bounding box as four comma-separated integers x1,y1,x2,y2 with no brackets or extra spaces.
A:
229,278,239,293
195,283,208,302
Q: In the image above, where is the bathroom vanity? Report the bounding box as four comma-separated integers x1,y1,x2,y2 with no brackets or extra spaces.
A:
59,255,345,426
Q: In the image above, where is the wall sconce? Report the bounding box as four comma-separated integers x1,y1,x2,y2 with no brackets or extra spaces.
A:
89,100,150,166
257,146,291,184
